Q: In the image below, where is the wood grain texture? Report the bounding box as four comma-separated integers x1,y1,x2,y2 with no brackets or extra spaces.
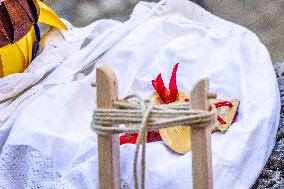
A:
95,68,214,188
96,66,120,189
190,79,213,189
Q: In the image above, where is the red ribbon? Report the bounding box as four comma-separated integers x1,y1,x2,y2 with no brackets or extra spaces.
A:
215,101,238,125
120,64,239,144
215,101,233,108
120,132,162,145
120,63,180,145
217,115,227,124
152,63,179,104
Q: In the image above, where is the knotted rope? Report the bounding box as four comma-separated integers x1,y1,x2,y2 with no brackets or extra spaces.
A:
91,95,216,189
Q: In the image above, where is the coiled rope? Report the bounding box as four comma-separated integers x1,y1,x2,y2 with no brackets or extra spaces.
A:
91,95,216,189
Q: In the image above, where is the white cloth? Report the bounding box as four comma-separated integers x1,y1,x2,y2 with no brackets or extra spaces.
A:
0,0,280,189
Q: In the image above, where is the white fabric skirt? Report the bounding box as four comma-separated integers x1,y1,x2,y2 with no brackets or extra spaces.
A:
0,0,280,188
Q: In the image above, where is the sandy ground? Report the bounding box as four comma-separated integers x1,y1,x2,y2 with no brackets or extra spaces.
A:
44,0,283,61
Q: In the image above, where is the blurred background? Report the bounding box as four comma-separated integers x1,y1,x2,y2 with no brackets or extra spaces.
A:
44,0,283,62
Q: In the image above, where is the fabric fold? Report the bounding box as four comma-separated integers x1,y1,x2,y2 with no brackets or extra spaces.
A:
0,0,279,189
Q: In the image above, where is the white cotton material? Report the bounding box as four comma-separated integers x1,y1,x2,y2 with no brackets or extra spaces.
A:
0,0,280,189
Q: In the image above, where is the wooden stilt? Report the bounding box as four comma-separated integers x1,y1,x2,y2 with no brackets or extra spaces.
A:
190,79,213,189
95,66,214,189
96,66,120,189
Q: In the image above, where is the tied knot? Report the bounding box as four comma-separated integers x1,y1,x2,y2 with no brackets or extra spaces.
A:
91,95,216,189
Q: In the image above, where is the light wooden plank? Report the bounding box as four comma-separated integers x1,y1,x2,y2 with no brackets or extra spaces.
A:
96,66,120,189
190,79,213,189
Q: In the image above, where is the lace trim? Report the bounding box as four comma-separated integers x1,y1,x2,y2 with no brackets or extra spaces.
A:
0,145,63,189
0,145,131,188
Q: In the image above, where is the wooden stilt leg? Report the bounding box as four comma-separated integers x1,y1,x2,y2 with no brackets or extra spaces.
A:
95,65,213,189
96,66,120,189
190,79,213,189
